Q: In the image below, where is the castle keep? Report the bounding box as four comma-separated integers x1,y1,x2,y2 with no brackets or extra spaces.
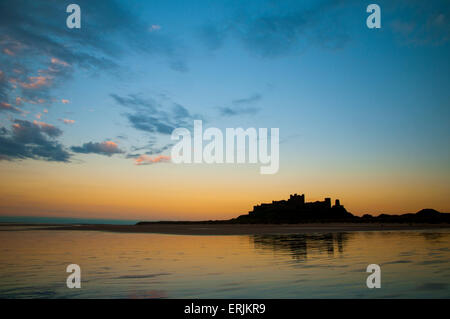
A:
236,193,353,222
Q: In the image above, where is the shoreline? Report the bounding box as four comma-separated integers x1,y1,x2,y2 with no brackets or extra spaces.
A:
1,222,450,235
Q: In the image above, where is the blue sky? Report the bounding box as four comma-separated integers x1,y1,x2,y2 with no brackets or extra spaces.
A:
0,0,449,218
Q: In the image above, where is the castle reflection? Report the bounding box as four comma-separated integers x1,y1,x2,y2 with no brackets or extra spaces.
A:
250,232,354,261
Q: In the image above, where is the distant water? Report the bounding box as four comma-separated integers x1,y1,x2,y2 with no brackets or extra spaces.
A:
0,216,137,225
0,228,449,298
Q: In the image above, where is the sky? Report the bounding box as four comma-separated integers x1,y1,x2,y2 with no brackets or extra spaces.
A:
0,0,449,220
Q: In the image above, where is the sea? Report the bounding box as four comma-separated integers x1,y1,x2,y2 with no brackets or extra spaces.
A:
0,226,449,298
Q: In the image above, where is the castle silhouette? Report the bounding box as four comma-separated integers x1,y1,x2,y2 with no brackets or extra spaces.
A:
136,193,449,225
235,193,354,223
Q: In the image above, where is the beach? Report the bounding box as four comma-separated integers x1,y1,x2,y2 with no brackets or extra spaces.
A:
1,225,449,298
1,222,449,235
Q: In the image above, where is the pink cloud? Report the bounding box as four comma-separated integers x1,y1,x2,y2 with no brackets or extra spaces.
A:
33,120,54,129
20,75,51,89
134,155,171,166
51,57,70,67
27,98,46,104
71,141,124,156
14,97,45,105
3,48,15,56
105,141,117,146
0,102,22,113
61,99,70,104
60,118,75,124
30,120,62,137
15,97,24,105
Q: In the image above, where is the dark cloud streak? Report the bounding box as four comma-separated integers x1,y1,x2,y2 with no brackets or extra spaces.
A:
198,0,350,57
0,119,70,162
219,93,262,116
111,93,200,135
111,93,201,157
232,93,262,105
71,141,124,156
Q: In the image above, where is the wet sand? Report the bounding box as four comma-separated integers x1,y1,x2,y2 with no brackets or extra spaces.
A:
1,223,449,235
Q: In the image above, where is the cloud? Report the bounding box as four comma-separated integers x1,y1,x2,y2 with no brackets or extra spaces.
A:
3,48,14,56
19,75,51,89
0,0,189,110
0,69,11,103
149,25,162,32
51,57,70,67
127,142,173,158
14,96,46,106
61,99,70,104
134,154,171,165
219,106,260,116
111,94,157,112
198,1,351,57
219,93,262,116
0,101,21,113
60,119,75,125
233,93,262,105
32,120,63,137
0,119,70,162
389,1,450,46
111,93,201,158
71,141,124,156
111,93,200,135
126,113,175,134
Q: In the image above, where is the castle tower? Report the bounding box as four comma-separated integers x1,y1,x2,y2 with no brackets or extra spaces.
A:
335,199,341,207
289,193,305,205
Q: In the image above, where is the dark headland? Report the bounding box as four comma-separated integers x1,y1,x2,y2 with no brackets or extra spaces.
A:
138,193,450,225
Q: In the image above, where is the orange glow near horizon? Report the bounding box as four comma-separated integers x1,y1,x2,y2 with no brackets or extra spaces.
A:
0,154,449,221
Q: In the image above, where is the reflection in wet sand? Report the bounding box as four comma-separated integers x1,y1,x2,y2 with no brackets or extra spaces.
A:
251,233,354,260
0,229,449,298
